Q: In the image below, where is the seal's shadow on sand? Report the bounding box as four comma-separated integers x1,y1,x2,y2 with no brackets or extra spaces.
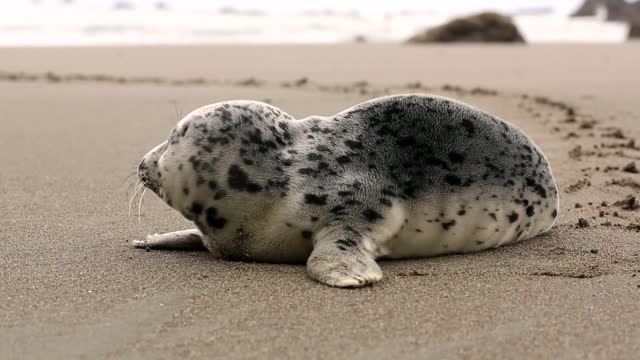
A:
132,225,636,286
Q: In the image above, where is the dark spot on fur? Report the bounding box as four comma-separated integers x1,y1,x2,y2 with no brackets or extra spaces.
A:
507,211,519,223
305,193,328,206
444,174,462,186
316,145,331,153
190,202,203,215
205,207,227,229
336,155,352,165
551,209,558,218
425,157,451,170
442,220,456,230
448,152,466,164
379,198,392,206
336,239,357,247
330,205,347,215
345,140,364,150
298,168,316,175
526,178,548,198
396,136,416,147
338,191,354,197
180,123,190,136
246,183,262,193
460,119,475,137
301,230,313,240
526,205,535,217
214,190,226,200
382,189,396,197
228,164,263,193
362,209,383,222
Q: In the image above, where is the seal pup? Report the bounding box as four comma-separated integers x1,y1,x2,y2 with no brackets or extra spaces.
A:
133,94,559,287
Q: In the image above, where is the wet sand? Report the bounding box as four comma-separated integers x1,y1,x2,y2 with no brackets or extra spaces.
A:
1,44,639,359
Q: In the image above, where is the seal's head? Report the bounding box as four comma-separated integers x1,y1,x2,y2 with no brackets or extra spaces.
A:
137,100,296,222
137,141,166,196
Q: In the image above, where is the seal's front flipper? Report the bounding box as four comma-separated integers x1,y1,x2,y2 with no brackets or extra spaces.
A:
132,229,207,251
306,227,382,287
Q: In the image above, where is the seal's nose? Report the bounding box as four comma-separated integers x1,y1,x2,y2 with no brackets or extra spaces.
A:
138,161,149,183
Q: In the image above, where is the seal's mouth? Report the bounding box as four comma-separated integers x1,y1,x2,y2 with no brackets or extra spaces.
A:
138,174,163,198
142,180,161,196
137,161,162,197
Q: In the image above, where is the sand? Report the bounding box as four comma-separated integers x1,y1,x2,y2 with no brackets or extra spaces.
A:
0,44,639,359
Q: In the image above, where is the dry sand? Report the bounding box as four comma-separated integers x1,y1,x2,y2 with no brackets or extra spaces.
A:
0,44,639,359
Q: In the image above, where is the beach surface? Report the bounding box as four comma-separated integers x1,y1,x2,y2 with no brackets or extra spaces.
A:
1,44,639,359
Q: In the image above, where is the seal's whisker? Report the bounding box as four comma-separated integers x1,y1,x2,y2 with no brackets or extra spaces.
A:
171,100,183,122
128,182,145,218
121,171,140,199
124,179,137,201
137,188,148,222
121,171,138,184
127,182,141,217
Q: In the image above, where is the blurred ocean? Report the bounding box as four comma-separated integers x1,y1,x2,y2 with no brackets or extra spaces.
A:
0,3,630,46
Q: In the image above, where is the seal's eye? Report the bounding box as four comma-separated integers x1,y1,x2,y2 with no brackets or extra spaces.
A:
168,129,179,145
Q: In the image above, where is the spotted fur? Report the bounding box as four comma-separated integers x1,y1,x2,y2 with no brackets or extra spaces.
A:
136,94,559,287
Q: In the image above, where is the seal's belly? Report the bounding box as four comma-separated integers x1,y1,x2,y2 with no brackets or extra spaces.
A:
383,193,558,258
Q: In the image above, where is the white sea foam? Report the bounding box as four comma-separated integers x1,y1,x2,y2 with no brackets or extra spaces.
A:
0,3,630,46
